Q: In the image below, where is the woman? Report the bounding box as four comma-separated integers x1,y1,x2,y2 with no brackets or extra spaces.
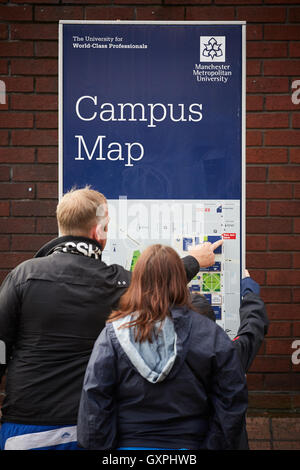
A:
77,244,248,450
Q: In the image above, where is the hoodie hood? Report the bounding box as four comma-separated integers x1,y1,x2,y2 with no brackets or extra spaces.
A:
113,313,178,384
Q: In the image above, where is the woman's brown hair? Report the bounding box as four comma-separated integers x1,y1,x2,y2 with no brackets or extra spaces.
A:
107,244,192,342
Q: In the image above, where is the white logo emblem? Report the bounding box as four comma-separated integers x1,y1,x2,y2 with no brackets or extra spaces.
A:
200,36,226,62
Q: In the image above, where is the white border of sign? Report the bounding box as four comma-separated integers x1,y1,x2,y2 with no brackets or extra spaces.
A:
58,20,246,272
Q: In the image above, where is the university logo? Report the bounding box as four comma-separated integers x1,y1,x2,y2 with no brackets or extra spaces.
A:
200,36,226,62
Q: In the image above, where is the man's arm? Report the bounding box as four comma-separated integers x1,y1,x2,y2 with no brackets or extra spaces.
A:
183,239,224,282
233,273,268,373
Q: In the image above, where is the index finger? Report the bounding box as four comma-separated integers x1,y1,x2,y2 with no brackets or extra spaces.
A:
211,239,224,251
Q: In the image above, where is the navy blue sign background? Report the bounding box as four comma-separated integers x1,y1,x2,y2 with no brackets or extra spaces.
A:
61,23,243,200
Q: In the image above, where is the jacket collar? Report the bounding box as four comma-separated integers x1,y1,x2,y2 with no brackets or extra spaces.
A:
34,235,103,259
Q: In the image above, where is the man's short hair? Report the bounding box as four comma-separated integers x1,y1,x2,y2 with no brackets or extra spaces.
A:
56,186,107,236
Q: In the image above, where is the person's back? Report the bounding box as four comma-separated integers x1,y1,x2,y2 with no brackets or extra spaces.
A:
77,244,248,450
1,246,131,426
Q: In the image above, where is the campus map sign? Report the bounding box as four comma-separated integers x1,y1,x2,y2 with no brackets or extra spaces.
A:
59,21,246,338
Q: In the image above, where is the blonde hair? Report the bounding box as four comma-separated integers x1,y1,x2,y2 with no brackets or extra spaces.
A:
56,186,107,236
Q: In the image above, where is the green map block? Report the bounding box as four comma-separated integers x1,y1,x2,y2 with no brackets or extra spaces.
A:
202,273,221,292
130,249,141,272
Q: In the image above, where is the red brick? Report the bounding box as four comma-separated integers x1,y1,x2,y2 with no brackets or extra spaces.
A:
11,24,58,41
267,322,292,337
86,6,135,20
265,131,300,146
260,287,292,303
11,235,54,251
237,6,286,22
11,130,58,146
265,25,300,41
11,95,57,111
37,148,58,164
266,95,299,111
0,218,35,234
0,112,34,129
294,252,300,268
137,6,184,20
0,253,32,269
290,149,300,163
246,166,267,181
270,201,300,216
246,417,271,440
35,77,58,93
13,0,59,2
247,77,289,93
0,183,35,199
0,132,9,145
246,60,261,76
272,417,300,440
290,42,300,58
0,42,33,57
246,235,267,251
247,183,292,199
4,77,33,93
185,6,234,20
267,270,300,286
36,182,58,199
36,217,58,234
12,200,57,217
0,235,9,251
269,235,300,251
292,114,300,128
246,373,264,390
293,321,300,335
0,148,35,163
12,165,57,182
114,0,160,3
0,24,8,40
35,42,58,58
266,338,293,354
273,441,300,450
267,303,300,320
246,217,292,233
0,5,32,20
35,6,84,21
248,393,292,410
269,166,300,181
215,0,261,3
246,130,262,146
246,25,263,41
246,253,292,269
0,59,8,74
0,166,10,181
246,148,287,163
289,7,300,22
11,58,57,76
250,356,290,372
247,42,287,58
247,113,289,128
294,288,300,303
0,201,9,216
246,200,267,216
35,112,58,129
246,95,264,111
264,60,300,76
249,269,266,286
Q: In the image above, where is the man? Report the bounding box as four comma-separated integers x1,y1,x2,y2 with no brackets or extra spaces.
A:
0,186,222,450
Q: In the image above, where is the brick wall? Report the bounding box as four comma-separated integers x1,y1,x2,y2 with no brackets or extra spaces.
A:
0,0,299,416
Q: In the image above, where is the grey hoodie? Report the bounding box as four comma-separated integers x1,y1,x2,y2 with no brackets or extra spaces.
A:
112,314,177,384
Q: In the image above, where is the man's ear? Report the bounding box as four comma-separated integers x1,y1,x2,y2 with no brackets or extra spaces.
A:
89,223,107,250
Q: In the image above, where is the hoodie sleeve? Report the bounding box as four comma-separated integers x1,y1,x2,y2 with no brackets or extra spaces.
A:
202,327,248,450
77,326,118,450
232,278,269,373
0,271,21,381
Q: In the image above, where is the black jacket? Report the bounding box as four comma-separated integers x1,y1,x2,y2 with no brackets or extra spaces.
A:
77,306,248,450
0,236,199,426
